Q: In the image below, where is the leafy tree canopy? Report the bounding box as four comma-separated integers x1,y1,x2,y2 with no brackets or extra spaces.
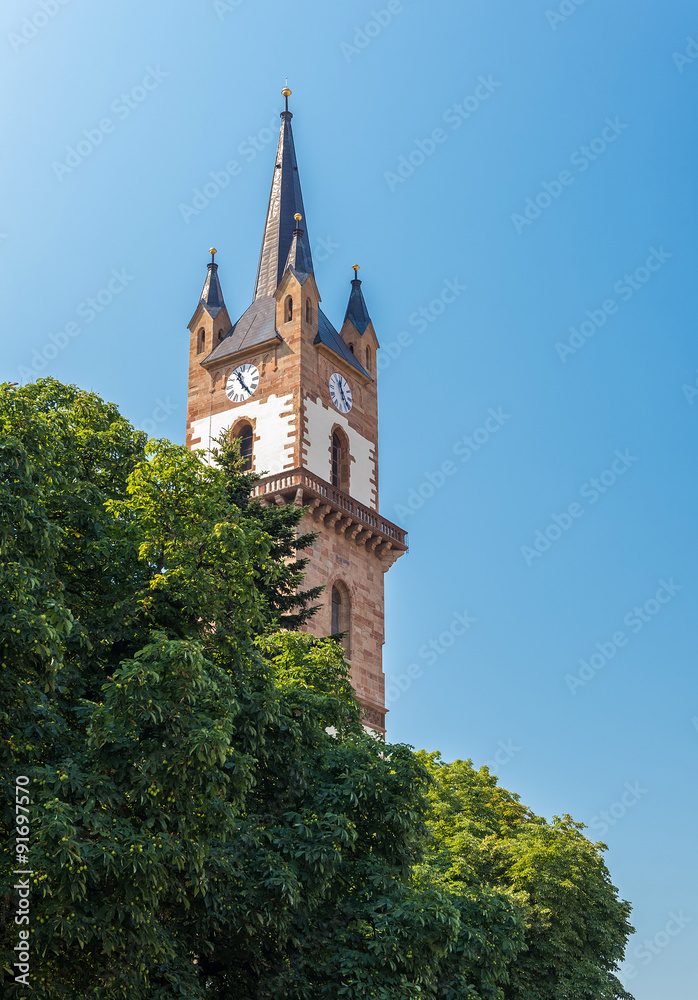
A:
0,379,633,999
419,753,635,1000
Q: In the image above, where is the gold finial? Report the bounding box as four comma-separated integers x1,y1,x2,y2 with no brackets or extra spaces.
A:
209,247,217,261
352,264,360,274
294,213,303,221
281,87,292,98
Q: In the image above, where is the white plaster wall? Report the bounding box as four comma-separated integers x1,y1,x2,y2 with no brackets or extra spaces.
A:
190,393,295,475
304,396,375,507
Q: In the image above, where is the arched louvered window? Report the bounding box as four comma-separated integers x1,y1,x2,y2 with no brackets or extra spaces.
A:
284,295,293,323
238,423,253,471
332,432,341,489
305,298,312,324
331,585,341,635
198,329,205,353
331,582,351,656
331,428,350,492
366,346,372,372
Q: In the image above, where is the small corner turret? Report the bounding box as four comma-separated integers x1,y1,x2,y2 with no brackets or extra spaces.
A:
339,266,378,380
186,249,233,450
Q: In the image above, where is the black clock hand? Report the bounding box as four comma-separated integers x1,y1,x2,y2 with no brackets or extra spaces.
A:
235,371,251,394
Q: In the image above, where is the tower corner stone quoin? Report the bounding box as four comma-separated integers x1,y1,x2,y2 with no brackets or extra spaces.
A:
185,89,407,735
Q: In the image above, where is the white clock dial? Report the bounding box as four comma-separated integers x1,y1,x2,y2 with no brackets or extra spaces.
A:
226,364,259,403
329,372,353,413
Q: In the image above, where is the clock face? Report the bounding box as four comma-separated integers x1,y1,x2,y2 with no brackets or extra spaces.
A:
329,372,353,413
226,364,259,403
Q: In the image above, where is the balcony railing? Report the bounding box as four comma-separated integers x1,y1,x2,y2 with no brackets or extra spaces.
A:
253,467,407,548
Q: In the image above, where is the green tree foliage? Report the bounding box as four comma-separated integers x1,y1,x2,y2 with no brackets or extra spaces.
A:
419,753,635,1000
0,380,454,999
0,379,634,999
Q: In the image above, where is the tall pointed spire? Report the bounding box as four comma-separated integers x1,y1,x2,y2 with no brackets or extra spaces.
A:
344,265,372,334
253,87,314,299
200,247,225,318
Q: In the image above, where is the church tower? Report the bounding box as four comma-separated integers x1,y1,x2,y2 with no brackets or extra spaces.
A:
185,89,407,734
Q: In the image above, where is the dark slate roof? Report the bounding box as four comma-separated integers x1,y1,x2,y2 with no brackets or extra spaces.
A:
203,299,370,378
285,265,312,286
315,309,371,378
285,226,314,276
344,277,371,335
254,111,314,299
204,296,280,364
200,262,225,318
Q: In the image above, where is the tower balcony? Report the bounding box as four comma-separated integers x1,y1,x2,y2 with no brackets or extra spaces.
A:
253,467,408,556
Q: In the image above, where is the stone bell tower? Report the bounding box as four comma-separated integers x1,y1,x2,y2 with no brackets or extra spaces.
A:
185,88,407,734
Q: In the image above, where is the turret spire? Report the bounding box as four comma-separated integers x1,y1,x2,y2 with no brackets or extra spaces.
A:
253,87,314,299
344,265,372,334
284,213,314,275
199,247,225,317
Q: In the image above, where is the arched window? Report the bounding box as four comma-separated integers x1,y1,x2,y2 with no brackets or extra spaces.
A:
305,298,312,324
237,423,253,471
332,432,341,489
331,428,350,491
198,328,205,353
217,330,224,343
284,295,293,323
365,346,372,372
348,343,355,355
331,582,351,656
331,585,341,634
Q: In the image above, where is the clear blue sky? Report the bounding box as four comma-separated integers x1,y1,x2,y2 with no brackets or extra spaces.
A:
2,1,697,995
